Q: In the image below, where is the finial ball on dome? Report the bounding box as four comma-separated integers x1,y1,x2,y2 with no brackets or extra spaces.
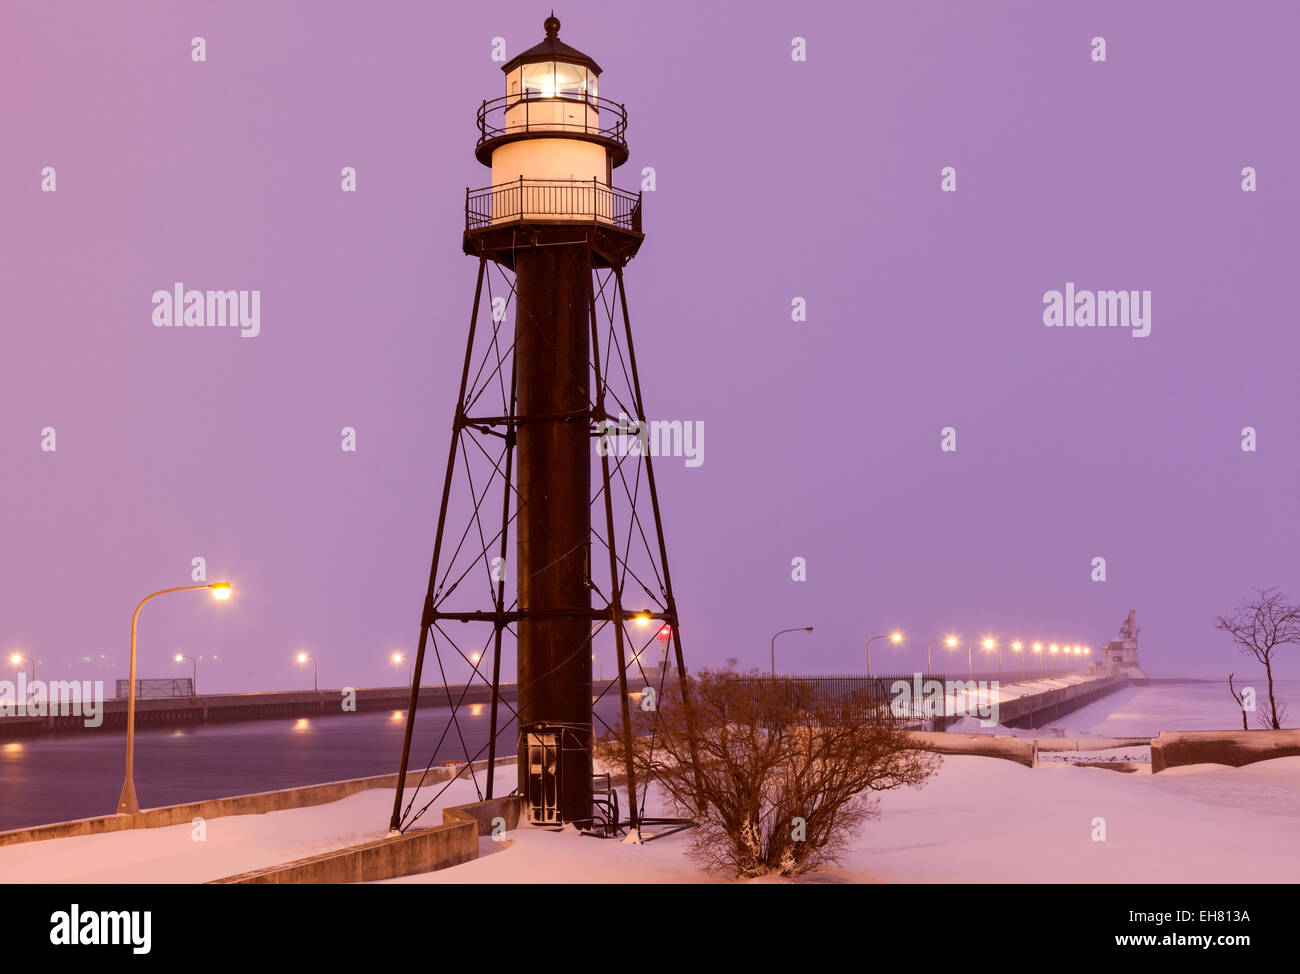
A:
544,13,561,37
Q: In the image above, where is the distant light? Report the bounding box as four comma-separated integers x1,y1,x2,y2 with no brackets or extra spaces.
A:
8,654,19,665
982,638,995,651
174,654,183,662
945,636,958,648
470,652,481,664
1032,642,1043,653
392,652,403,663
890,632,903,644
296,652,309,664
1049,644,1059,654
1011,641,1023,652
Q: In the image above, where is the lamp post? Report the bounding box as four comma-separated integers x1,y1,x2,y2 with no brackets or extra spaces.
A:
8,653,35,701
967,638,994,682
173,654,197,696
1032,642,1043,678
392,651,411,685
1011,641,1023,682
926,636,957,676
297,651,318,692
770,626,813,676
865,631,902,678
1049,643,1059,675
118,582,231,816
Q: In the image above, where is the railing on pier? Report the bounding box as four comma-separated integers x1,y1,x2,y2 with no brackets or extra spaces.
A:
115,678,194,699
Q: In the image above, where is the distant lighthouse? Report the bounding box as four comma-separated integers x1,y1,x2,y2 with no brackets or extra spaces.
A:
391,15,685,834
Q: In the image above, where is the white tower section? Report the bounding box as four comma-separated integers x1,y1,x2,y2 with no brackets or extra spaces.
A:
475,16,629,225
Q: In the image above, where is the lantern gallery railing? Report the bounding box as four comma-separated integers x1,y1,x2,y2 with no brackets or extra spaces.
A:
466,177,643,233
476,92,628,148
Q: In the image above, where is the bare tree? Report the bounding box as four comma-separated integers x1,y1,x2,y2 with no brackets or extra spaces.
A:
1214,588,1300,730
1227,673,1249,731
603,669,939,879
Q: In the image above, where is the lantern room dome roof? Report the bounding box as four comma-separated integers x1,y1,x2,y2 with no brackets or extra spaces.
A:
501,14,602,75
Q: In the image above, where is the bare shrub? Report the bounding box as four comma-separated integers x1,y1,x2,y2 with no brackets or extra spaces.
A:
604,668,940,879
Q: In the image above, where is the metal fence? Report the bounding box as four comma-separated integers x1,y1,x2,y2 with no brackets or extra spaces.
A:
476,92,628,148
115,678,194,699
466,177,642,233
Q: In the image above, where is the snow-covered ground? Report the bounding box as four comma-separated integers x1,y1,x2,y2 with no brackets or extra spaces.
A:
396,755,1300,884
8,750,1294,883
0,780,480,884
1040,679,1300,738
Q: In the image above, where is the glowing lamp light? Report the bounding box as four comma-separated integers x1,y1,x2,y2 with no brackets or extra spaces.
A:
1011,641,1023,652
982,638,995,651
945,636,958,648
1032,642,1043,653
890,631,903,644
296,652,309,664
209,583,232,601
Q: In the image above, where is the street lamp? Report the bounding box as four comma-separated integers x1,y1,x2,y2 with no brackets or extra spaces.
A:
926,636,958,675
392,651,411,685
297,651,318,692
770,626,813,676
967,638,994,682
865,631,902,678
1049,643,1059,675
8,653,34,700
173,654,197,695
1011,641,1024,682
118,582,232,816
1032,642,1043,678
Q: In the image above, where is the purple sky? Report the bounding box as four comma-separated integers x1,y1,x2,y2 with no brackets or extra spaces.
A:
3,1,1299,691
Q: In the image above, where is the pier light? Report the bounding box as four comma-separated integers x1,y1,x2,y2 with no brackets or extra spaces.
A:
772,626,814,676
1011,641,1023,652
946,636,958,648
118,582,234,816
982,638,995,651
296,651,318,693
865,631,902,678
1032,641,1044,678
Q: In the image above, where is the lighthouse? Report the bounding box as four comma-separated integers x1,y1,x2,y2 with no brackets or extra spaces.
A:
390,15,684,833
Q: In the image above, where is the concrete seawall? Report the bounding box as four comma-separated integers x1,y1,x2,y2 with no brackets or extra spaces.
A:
1150,729,1300,772
967,675,1131,730
0,680,620,740
0,755,516,848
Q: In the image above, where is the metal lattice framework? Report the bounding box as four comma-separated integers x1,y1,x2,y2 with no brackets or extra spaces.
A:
388,241,695,838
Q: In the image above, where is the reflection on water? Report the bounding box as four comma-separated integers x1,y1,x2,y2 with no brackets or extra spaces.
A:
0,698,625,832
